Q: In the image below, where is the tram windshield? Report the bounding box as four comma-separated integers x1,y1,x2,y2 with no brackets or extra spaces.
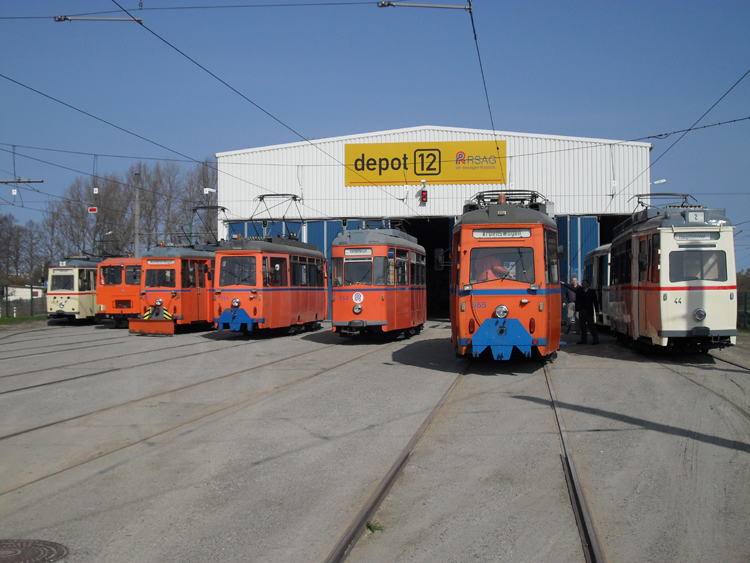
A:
470,248,535,284
220,256,256,287
345,259,373,286
101,266,122,285
669,250,727,282
333,257,390,287
50,272,74,291
145,269,176,288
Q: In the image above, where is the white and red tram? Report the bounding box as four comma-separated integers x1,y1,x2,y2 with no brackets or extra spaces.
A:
607,195,737,351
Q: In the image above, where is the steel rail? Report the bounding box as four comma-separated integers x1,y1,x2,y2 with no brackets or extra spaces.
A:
655,361,750,423
0,339,334,440
0,343,386,497
324,361,470,563
543,362,605,563
0,333,130,361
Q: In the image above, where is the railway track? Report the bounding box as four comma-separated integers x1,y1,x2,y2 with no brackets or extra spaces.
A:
0,338,403,497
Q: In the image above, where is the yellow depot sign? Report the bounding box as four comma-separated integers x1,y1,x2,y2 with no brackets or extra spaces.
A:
344,140,506,186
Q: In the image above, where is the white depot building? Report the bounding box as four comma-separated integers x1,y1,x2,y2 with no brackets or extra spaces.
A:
216,125,652,312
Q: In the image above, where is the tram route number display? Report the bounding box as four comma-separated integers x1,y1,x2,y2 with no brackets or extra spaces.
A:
344,140,507,186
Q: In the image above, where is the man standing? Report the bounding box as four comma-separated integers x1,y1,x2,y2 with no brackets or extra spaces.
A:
570,279,599,345
562,276,579,334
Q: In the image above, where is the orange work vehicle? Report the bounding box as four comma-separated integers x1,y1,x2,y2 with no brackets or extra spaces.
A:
214,236,327,334
448,191,563,360
331,228,426,337
129,246,215,335
95,257,142,327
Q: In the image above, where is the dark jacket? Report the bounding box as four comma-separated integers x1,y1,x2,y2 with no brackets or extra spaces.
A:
563,285,576,306
563,283,598,316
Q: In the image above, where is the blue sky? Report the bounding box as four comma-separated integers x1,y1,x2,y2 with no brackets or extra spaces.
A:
1,1,749,268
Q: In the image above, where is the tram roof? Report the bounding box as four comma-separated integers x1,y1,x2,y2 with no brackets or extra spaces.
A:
613,206,733,238
332,229,425,253
99,256,142,266
217,236,325,259
52,257,102,268
456,202,557,230
142,247,216,259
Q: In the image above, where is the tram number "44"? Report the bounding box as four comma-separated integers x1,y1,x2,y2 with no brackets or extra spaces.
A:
674,297,682,304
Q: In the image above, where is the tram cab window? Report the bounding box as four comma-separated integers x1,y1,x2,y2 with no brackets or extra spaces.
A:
79,269,94,291
669,250,727,282
182,261,197,289
343,258,372,286
373,257,389,286
145,269,176,288
220,256,256,287
395,249,409,286
101,266,123,285
125,266,141,285
51,272,74,291
470,248,535,284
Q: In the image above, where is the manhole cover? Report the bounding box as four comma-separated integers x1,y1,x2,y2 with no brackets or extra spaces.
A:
0,540,68,563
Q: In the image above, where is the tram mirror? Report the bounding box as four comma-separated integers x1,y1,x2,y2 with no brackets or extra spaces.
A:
638,252,648,272
434,248,445,271
557,245,566,262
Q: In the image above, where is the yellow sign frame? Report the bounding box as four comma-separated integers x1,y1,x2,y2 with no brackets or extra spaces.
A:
344,140,506,186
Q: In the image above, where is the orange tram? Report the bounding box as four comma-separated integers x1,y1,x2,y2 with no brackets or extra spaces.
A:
331,228,426,337
449,191,563,360
129,246,215,335
95,256,142,327
214,236,327,334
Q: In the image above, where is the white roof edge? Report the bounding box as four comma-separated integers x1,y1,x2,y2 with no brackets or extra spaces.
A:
215,125,653,158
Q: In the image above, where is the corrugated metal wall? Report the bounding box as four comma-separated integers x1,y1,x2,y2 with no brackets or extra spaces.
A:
217,126,651,236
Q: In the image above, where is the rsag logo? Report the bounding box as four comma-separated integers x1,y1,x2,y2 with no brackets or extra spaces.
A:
455,149,497,169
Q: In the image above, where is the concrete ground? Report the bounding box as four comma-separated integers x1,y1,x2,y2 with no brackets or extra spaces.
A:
1,320,749,562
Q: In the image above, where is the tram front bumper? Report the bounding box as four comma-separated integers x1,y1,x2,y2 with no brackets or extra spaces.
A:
216,308,265,332
462,318,543,360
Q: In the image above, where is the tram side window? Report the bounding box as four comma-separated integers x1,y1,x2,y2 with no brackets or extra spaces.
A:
649,235,660,283
145,269,176,288
332,258,343,287
125,266,141,285
101,266,122,285
220,256,255,287
291,256,310,287
266,257,288,287
374,257,389,286
638,239,648,282
669,250,727,282
545,230,560,285
417,253,426,286
395,249,410,286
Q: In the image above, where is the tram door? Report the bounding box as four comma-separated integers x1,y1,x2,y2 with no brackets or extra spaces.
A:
181,260,198,322
196,260,210,322
637,236,649,338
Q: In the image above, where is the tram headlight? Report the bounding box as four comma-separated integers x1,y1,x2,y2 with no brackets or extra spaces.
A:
694,308,707,322
353,304,363,315
495,305,509,319
232,298,240,308
155,298,163,306
59,302,65,309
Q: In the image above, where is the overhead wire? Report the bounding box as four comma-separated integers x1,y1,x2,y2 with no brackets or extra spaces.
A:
109,0,418,215
605,66,750,210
